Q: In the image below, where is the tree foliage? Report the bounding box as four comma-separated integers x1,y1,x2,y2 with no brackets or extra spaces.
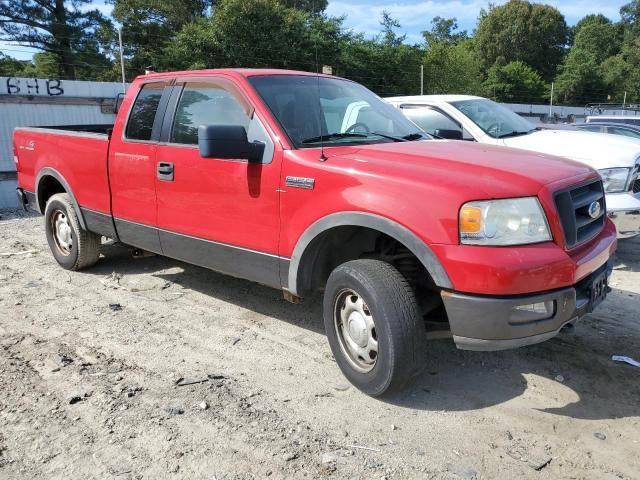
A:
475,0,568,82
483,61,546,103
0,0,113,79
2,0,640,106
420,18,481,95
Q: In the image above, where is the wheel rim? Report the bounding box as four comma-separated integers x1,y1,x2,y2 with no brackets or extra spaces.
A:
334,289,378,373
51,210,73,256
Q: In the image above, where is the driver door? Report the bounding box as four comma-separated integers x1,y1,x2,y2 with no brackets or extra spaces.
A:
154,76,282,287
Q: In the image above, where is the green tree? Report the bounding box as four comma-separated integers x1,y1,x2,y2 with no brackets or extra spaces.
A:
420,17,481,95
554,17,623,104
337,12,423,96
423,16,467,47
0,52,31,76
569,13,610,44
475,0,568,82
164,0,324,72
278,0,327,13
0,0,113,79
483,61,546,103
591,1,640,104
110,0,211,77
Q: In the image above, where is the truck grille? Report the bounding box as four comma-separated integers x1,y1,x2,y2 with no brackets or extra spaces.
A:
554,179,605,248
634,178,640,194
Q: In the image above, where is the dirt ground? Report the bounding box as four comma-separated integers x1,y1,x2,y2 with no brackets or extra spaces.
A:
0,209,639,480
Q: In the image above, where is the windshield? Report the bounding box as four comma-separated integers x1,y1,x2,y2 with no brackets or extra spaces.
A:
248,75,427,148
451,99,536,139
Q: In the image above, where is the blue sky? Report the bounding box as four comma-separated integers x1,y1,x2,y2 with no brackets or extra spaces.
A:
326,0,629,43
0,0,630,60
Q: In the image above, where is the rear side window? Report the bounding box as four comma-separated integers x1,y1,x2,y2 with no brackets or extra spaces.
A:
170,82,251,145
125,82,165,141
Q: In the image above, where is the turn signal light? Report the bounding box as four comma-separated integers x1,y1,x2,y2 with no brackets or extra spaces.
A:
459,206,482,234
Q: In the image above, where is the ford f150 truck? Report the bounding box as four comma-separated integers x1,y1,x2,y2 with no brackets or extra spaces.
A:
387,95,640,239
14,70,617,396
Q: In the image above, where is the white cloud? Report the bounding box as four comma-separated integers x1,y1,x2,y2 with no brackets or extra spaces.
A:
327,0,627,41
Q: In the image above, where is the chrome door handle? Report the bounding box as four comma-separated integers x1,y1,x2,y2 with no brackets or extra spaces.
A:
157,162,174,181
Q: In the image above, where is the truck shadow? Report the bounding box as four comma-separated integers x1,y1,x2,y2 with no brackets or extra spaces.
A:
614,235,640,272
88,241,640,421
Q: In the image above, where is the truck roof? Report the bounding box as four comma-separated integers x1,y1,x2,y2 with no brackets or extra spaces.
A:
136,68,338,82
386,95,483,104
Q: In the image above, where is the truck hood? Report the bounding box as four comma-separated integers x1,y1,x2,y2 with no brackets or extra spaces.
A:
325,139,595,199
502,129,640,169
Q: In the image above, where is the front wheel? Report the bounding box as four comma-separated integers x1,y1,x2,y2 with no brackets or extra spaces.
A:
323,259,425,396
44,193,101,271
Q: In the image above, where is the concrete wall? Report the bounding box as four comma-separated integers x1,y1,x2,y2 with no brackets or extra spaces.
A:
0,77,124,208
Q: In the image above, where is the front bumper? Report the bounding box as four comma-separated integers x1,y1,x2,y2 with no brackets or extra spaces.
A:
441,259,614,351
606,191,640,239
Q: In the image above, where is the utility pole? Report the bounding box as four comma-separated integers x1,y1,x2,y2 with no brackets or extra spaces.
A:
623,91,627,109
549,82,554,118
118,28,126,93
420,65,424,95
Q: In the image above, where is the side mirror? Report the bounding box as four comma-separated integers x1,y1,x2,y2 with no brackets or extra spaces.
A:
434,128,463,140
198,125,264,163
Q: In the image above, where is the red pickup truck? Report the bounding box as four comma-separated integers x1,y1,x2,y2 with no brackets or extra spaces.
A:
14,69,616,396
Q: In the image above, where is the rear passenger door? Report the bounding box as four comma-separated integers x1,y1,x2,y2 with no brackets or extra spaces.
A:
153,76,281,287
109,80,172,253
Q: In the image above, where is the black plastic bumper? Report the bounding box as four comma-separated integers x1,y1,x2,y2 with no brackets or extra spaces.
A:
441,260,613,351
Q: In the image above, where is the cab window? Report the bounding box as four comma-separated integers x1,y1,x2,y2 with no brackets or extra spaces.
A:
125,82,165,141
170,82,251,145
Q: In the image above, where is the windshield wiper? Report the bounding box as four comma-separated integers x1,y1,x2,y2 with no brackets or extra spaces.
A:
497,130,534,139
301,132,368,144
368,132,408,142
402,132,426,141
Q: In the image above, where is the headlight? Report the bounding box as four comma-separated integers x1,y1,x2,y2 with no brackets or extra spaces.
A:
460,197,552,246
599,168,630,193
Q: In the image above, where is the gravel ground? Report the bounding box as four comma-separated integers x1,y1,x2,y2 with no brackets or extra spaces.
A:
0,210,639,480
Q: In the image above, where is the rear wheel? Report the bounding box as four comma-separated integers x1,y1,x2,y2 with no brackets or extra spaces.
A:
44,193,100,270
323,259,425,396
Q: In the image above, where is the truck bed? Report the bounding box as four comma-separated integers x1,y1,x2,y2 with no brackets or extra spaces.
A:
14,125,113,216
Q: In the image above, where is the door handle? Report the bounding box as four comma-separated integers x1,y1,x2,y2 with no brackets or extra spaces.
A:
157,162,174,181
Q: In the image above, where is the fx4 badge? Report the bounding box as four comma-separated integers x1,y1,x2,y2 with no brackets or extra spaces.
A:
285,176,315,190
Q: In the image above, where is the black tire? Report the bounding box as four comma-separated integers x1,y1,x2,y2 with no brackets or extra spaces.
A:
44,193,100,271
323,259,425,396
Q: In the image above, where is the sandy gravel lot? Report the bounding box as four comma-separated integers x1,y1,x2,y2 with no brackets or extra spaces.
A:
1,209,639,480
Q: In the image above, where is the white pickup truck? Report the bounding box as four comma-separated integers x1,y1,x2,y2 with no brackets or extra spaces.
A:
386,95,640,239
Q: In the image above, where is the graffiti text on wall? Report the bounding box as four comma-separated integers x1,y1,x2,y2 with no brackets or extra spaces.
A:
3,78,64,96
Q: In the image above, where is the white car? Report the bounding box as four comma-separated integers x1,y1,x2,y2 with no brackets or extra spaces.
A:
386,95,640,239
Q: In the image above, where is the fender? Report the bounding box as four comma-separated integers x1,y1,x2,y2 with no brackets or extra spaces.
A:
287,211,452,296
35,167,87,230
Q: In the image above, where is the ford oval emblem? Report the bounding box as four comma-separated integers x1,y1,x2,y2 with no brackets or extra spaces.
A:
588,201,601,219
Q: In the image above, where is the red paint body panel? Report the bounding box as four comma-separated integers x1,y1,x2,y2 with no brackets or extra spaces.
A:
431,219,617,295
14,68,617,299
154,143,281,253
14,129,111,213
